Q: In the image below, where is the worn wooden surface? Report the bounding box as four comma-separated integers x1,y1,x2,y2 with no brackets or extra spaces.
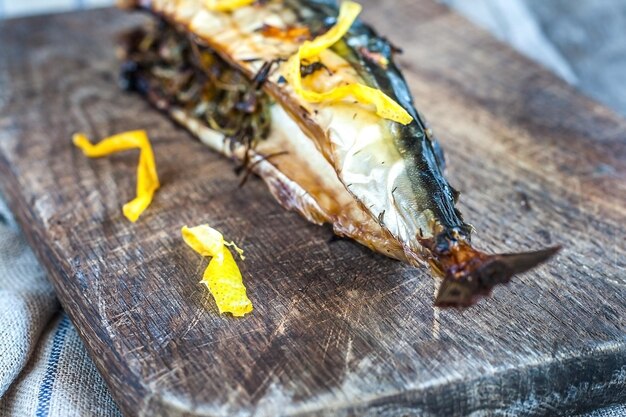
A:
0,1,625,416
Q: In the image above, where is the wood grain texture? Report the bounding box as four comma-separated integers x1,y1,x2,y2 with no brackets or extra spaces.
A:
0,2,625,416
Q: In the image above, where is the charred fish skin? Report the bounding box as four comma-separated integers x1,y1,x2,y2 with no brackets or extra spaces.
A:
288,0,559,305
288,0,466,237
118,0,558,307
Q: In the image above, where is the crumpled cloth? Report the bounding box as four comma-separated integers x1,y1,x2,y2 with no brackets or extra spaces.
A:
0,193,122,417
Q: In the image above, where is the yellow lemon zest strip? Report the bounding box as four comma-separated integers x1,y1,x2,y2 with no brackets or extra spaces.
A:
204,0,255,12
73,130,160,223
224,241,246,260
284,1,413,125
299,1,363,59
182,225,253,317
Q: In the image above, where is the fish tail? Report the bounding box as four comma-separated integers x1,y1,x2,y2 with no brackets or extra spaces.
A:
425,235,560,307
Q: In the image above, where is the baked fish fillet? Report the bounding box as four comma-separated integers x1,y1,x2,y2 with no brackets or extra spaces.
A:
118,0,558,307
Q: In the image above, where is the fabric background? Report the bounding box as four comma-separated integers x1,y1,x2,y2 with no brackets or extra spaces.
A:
440,0,626,117
0,194,121,417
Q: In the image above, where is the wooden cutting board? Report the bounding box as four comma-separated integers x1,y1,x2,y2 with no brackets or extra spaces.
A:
1,2,625,416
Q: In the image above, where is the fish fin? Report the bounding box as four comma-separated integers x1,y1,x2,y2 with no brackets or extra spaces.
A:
434,246,560,308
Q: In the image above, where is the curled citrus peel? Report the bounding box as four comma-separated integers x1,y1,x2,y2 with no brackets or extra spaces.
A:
203,0,255,12
73,130,160,222
284,1,413,125
182,225,252,317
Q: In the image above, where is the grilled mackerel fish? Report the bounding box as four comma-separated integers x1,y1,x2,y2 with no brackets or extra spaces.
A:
118,0,558,307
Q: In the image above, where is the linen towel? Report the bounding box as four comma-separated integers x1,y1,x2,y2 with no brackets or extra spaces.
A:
0,193,121,417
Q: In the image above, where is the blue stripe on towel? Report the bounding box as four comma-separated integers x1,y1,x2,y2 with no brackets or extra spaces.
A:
35,314,71,417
